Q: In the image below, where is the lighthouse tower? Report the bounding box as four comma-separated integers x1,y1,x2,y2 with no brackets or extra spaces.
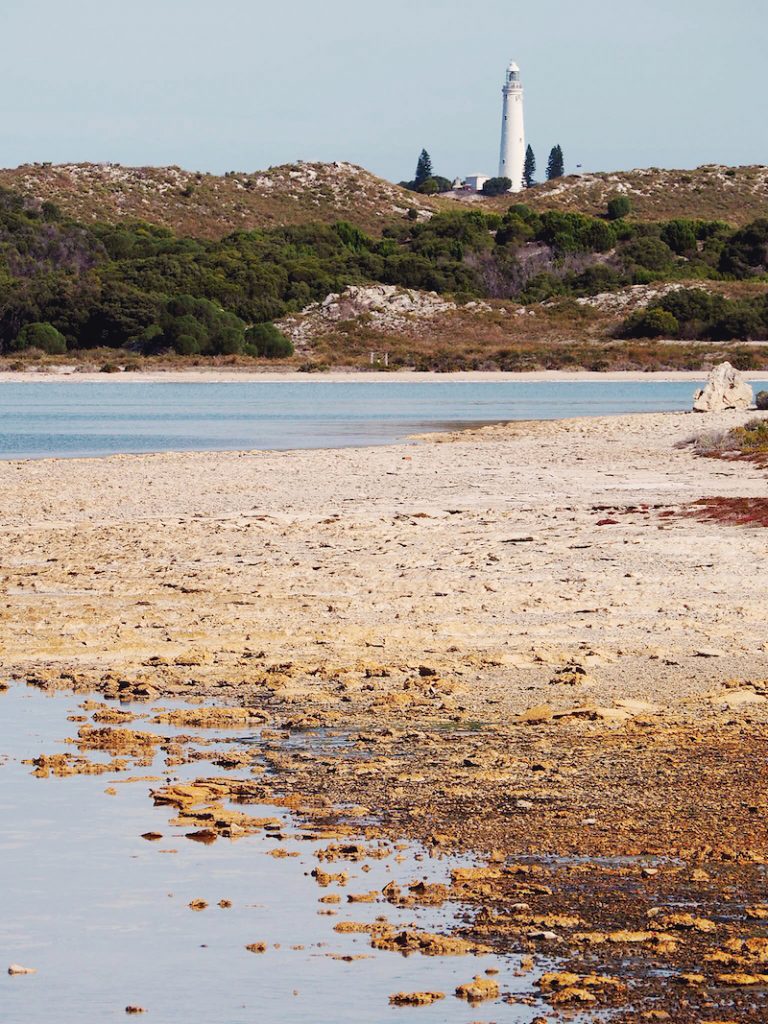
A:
498,61,525,192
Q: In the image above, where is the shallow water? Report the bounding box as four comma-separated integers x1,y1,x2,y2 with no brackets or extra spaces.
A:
0,685,544,1024
2,378,764,459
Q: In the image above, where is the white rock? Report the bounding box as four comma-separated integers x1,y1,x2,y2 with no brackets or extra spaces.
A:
279,284,468,346
692,362,753,413
713,689,767,709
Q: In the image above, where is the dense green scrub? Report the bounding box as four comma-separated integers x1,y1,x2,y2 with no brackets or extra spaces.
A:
0,186,766,354
620,286,768,340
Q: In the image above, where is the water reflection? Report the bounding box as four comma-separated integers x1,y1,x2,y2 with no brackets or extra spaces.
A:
0,685,541,1024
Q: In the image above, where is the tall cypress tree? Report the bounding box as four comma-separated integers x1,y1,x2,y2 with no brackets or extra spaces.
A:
546,145,565,180
523,145,536,188
414,149,433,188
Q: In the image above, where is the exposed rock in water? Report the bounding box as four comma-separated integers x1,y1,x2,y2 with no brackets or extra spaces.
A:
454,975,500,1002
389,991,445,1006
692,362,753,412
536,970,626,1005
371,928,489,956
151,706,269,728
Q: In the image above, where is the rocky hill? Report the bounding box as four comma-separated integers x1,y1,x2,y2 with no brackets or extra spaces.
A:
0,161,441,240
483,165,768,225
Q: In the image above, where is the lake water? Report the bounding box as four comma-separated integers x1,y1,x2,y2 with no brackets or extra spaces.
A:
0,684,543,1024
2,378,764,460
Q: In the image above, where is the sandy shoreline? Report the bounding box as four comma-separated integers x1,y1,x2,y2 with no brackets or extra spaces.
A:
2,367,768,384
3,407,766,705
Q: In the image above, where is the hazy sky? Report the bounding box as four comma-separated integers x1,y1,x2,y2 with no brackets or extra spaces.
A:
1,0,765,182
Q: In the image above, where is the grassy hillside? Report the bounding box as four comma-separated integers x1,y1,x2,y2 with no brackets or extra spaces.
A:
0,161,443,239
2,161,766,241
482,165,768,225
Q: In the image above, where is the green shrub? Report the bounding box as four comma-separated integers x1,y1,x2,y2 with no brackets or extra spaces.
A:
658,288,720,322
156,296,247,355
661,219,698,255
622,236,676,272
40,201,61,222
174,333,201,355
569,264,623,295
495,214,535,246
606,195,631,220
707,304,765,341
620,308,680,338
427,176,453,194
756,391,768,410
505,203,542,228
244,323,294,359
719,219,768,277
11,322,67,354
481,177,512,196
538,211,617,253
520,272,567,304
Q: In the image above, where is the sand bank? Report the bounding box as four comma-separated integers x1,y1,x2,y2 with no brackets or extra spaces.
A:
2,407,766,708
1,367,768,384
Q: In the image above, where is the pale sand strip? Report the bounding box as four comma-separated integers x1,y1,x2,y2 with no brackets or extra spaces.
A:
0,369,767,384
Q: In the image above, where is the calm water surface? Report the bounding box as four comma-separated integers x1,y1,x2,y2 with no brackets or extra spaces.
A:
0,685,546,1024
2,379,763,459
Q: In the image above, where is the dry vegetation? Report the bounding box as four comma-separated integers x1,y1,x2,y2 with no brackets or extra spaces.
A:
5,161,766,242
280,290,768,372
0,161,443,239
4,297,768,375
0,349,297,375
691,416,768,461
481,164,768,225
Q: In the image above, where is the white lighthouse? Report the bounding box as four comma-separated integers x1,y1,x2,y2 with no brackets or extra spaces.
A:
498,61,525,192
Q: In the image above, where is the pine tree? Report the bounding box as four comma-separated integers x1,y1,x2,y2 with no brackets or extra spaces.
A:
414,149,433,188
523,145,536,188
546,145,564,180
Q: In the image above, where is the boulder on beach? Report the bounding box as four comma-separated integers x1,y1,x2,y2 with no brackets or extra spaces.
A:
692,362,753,413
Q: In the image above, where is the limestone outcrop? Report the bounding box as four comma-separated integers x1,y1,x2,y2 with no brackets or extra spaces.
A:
692,362,753,413
279,285,491,347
